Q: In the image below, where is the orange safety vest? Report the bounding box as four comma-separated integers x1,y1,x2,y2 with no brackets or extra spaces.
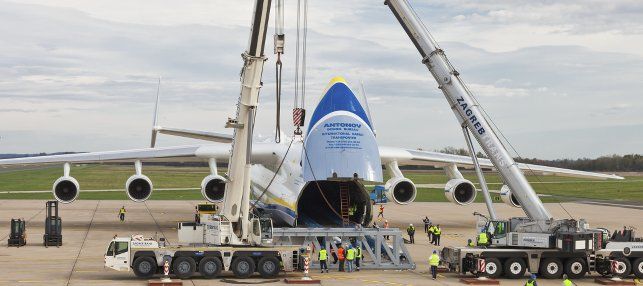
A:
337,248,345,260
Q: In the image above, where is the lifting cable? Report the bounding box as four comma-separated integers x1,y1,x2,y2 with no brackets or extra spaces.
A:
250,136,294,213
275,52,283,143
292,0,307,135
274,0,285,143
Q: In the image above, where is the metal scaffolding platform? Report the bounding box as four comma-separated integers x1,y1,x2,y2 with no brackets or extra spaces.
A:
272,227,415,270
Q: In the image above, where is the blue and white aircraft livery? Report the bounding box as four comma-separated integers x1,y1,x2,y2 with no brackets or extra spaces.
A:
303,77,382,183
0,77,623,227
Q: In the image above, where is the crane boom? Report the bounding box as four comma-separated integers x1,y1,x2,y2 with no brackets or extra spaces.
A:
221,0,272,242
385,0,552,222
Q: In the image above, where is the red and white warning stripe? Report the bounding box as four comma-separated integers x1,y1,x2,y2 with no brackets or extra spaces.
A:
477,259,486,273
293,108,305,127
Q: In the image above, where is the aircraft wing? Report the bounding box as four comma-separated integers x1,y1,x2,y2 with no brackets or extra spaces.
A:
379,146,624,180
0,143,279,166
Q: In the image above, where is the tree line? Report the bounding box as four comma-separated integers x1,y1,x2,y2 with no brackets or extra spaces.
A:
433,147,642,172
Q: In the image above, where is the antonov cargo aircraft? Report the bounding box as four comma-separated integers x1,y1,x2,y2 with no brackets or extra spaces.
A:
0,77,622,227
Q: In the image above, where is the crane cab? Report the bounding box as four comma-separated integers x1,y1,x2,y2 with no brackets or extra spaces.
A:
249,217,274,246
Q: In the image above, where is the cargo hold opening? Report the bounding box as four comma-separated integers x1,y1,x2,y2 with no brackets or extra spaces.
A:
296,180,372,227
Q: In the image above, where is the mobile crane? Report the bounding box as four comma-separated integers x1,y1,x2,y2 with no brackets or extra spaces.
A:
104,0,305,279
385,0,643,280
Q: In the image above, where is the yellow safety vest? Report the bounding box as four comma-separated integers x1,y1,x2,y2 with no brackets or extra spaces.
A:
346,248,355,260
478,233,488,244
429,226,435,233
119,208,126,214
563,279,573,286
434,228,441,235
356,246,362,258
468,241,475,247
429,254,440,266
525,280,535,286
319,249,327,261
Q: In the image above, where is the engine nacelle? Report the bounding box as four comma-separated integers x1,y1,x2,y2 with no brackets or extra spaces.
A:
444,179,477,205
500,185,520,208
126,174,153,202
384,177,417,205
53,176,80,203
201,174,227,203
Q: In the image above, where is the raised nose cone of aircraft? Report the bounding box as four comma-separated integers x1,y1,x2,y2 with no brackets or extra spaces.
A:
302,77,382,183
307,76,373,134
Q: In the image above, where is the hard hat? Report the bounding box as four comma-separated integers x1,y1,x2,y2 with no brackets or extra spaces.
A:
410,223,413,226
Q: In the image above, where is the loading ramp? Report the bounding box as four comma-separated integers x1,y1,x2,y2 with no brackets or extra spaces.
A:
272,227,415,270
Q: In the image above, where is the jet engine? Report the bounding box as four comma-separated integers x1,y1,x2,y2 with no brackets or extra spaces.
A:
384,177,417,205
126,174,153,202
500,185,520,208
53,176,80,203
201,174,227,203
444,179,477,205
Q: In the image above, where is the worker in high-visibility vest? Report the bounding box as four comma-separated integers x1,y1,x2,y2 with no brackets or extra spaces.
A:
429,250,440,280
355,244,362,271
337,245,345,272
319,248,329,273
118,206,126,222
346,245,355,272
467,239,475,247
348,204,356,217
407,224,416,244
525,274,538,286
434,225,442,246
477,230,489,247
428,224,434,242
562,274,577,286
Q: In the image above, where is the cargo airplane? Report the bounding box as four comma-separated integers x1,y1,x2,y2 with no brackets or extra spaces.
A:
0,77,623,227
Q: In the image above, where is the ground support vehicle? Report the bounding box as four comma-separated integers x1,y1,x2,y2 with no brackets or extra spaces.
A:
104,234,301,279
8,218,27,247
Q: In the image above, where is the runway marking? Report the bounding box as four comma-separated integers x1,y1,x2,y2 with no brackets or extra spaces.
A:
66,200,100,286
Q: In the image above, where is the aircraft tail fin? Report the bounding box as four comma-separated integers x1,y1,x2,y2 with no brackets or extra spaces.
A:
151,77,161,148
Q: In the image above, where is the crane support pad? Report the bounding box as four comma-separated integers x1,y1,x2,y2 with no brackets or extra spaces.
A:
594,278,635,285
284,278,321,284
459,278,500,285
148,280,183,286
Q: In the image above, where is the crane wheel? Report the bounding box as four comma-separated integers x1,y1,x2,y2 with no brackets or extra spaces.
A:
232,256,255,278
613,257,632,278
133,256,156,278
199,257,223,279
539,258,563,279
633,258,643,279
564,257,587,279
483,258,502,279
503,257,526,279
258,256,280,278
173,256,196,279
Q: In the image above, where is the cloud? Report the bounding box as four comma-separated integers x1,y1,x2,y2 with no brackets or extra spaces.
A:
0,0,641,159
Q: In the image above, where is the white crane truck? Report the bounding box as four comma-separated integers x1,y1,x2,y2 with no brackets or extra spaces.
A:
385,0,643,280
104,0,305,279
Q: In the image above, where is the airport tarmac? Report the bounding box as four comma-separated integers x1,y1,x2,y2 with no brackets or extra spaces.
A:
0,200,641,285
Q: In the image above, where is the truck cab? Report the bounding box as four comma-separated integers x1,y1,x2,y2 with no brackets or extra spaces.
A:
105,235,160,272
105,237,132,272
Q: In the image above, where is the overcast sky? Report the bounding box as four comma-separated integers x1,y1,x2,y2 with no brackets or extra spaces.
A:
0,0,641,159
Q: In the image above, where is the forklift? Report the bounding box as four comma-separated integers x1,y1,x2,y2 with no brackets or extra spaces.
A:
8,218,26,247
43,201,62,247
